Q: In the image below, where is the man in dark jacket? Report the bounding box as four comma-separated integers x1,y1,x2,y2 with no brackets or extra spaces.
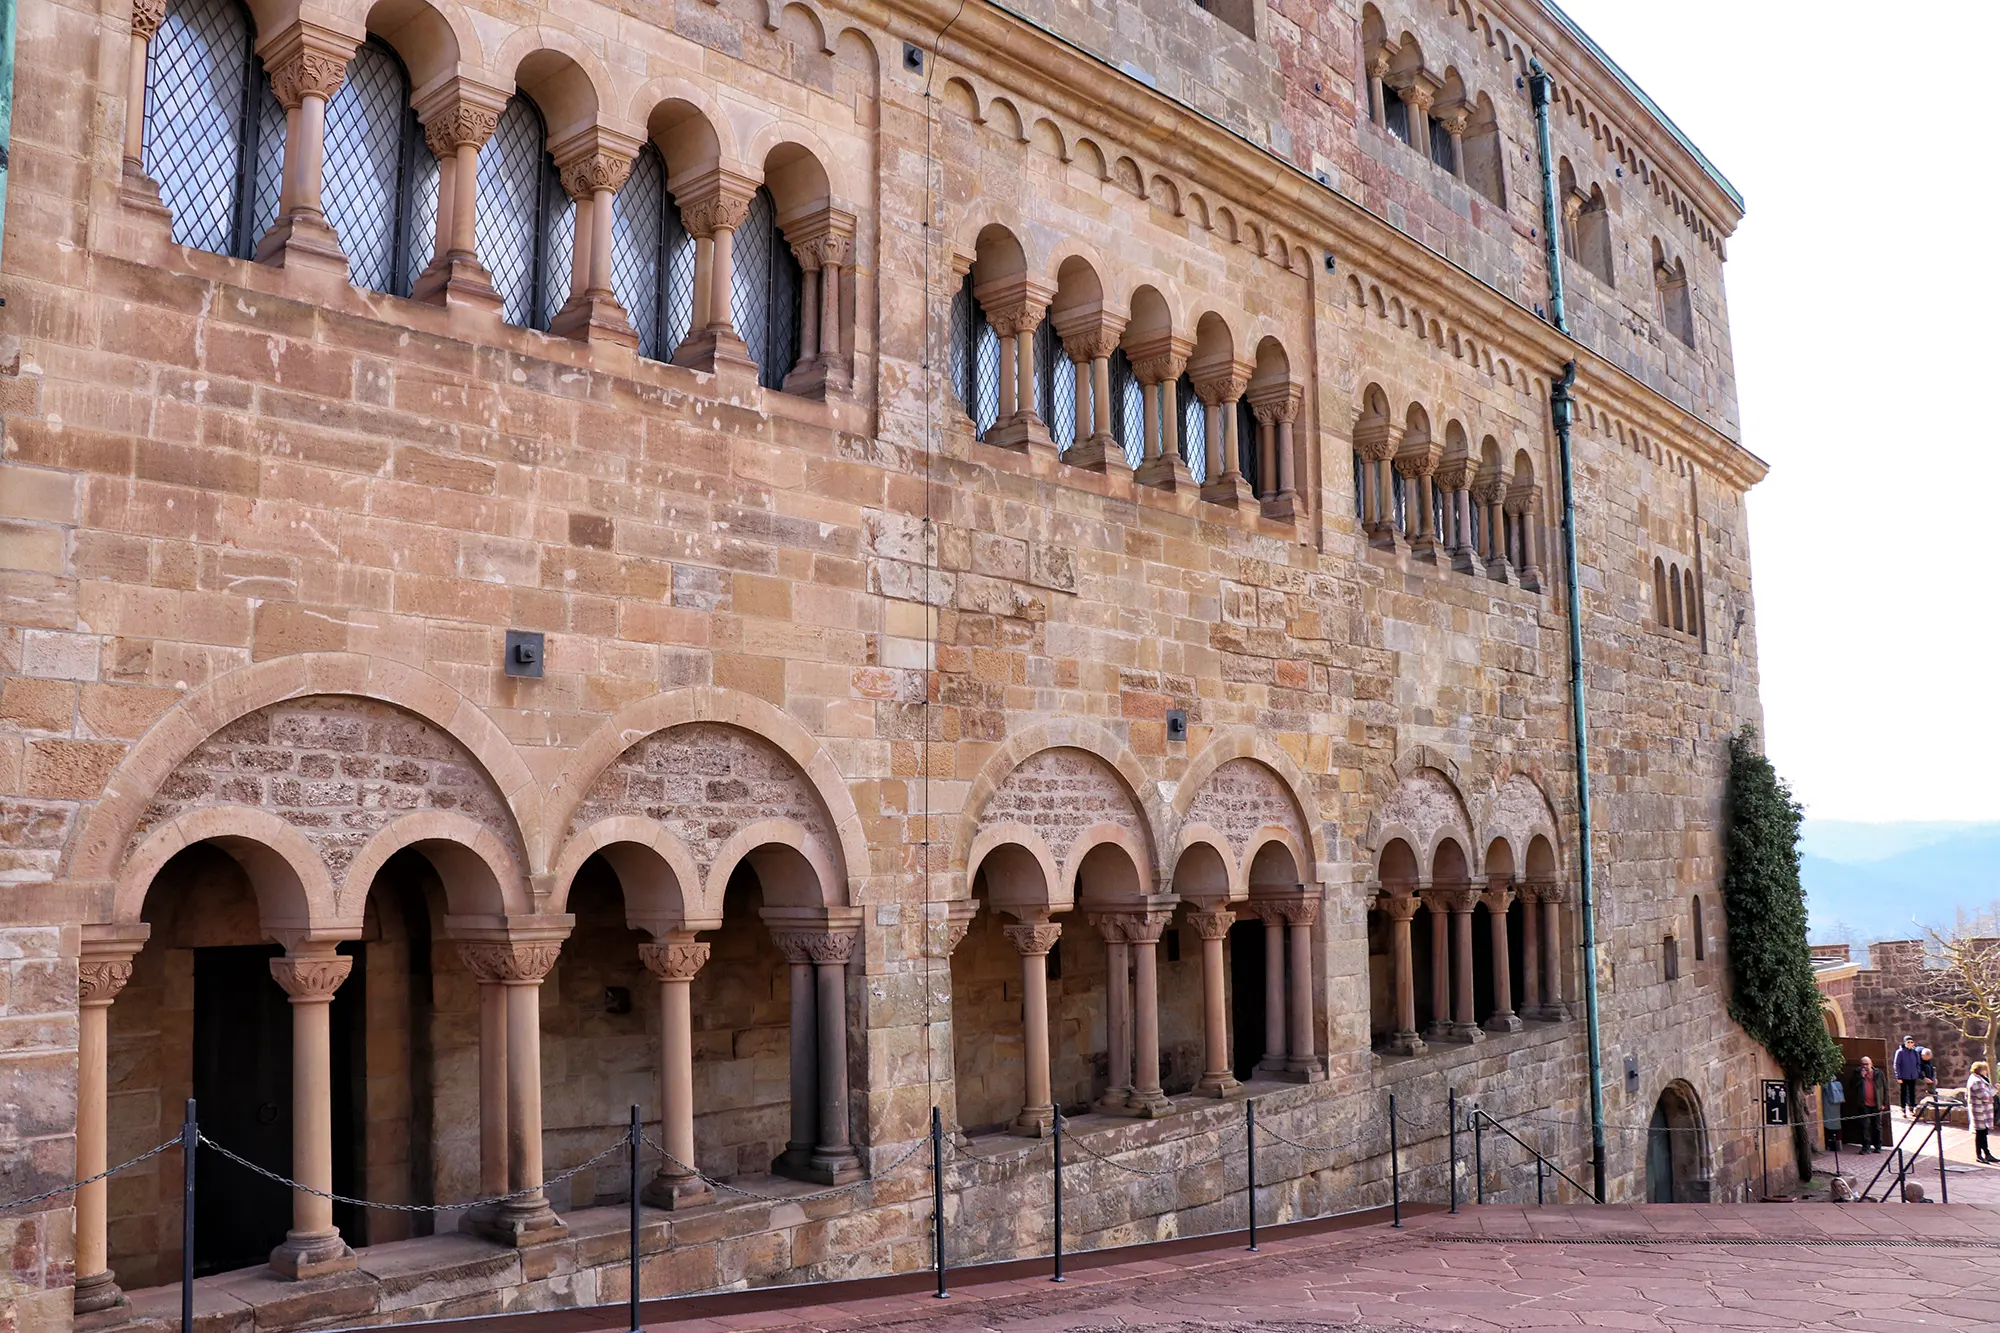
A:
1854,1056,1889,1151
1894,1037,1924,1115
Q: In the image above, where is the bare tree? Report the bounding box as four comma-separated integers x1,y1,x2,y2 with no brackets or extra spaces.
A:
1900,907,2000,1073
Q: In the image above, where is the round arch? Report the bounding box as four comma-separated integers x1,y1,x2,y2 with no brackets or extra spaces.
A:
1171,726,1332,874
1646,1079,1711,1203
549,815,706,928
953,719,1164,885
114,806,334,934
340,809,531,922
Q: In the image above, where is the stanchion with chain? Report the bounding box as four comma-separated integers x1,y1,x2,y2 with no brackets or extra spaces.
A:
1245,1099,1258,1253
1389,1094,1400,1229
1473,1106,1484,1205
627,1105,641,1333
1936,1102,1949,1204
1051,1109,1064,1283
181,1098,197,1333
931,1106,948,1299
1447,1089,1458,1215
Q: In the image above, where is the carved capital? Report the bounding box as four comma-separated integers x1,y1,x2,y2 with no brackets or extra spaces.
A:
268,48,348,108
270,952,353,1000
1481,887,1516,914
1271,897,1320,927
459,940,561,984
1420,885,1480,916
671,165,758,238
1531,878,1565,906
1247,381,1302,425
1472,473,1512,506
1122,909,1176,943
1003,922,1062,956
1378,891,1423,922
1516,882,1541,907
1190,371,1248,406
1433,456,1477,492
1186,908,1234,941
639,938,711,982
934,903,980,958
1394,442,1440,479
1061,329,1120,363
79,960,135,1006
770,929,859,966
424,104,501,160
1352,418,1403,463
972,275,1054,339
130,0,167,42
559,154,634,202
1132,353,1188,387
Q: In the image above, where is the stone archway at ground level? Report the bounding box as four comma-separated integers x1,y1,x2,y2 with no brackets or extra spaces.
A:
1645,1081,1711,1202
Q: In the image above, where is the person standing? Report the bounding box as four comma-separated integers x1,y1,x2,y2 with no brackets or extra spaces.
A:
1919,1047,1937,1101
1823,1071,1844,1152
1894,1037,1923,1116
1854,1056,1885,1152
1972,1062,1998,1165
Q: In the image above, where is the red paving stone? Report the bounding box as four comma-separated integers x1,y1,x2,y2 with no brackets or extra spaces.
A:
623,1204,2000,1331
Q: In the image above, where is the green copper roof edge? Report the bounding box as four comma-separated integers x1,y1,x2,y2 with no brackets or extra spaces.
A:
1536,0,1744,213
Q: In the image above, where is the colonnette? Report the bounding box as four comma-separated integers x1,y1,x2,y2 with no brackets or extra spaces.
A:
0,0,1771,1325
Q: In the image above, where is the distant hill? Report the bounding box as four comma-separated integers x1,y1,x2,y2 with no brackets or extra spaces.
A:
1799,820,2000,950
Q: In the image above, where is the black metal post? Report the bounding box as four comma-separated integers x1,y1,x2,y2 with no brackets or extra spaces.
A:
628,1105,641,1333
1474,1107,1484,1205
181,1097,197,1333
1759,1123,1768,1200
1894,1143,1909,1202
1246,1099,1259,1252
1448,1089,1458,1215
931,1105,948,1298
1389,1094,1401,1228
1936,1102,1949,1204
1051,1109,1064,1282
1535,1152,1545,1206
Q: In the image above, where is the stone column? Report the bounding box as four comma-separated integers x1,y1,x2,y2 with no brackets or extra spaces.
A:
1068,349,1091,450
1056,319,1127,471
1396,456,1438,560
549,141,640,347
268,945,356,1279
254,27,354,274
411,87,504,311
1248,383,1303,521
1381,893,1425,1056
779,212,856,395
1003,920,1062,1136
670,170,758,373
1367,49,1391,127
1438,101,1471,177
1539,884,1566,1017
1403,81,1436,159
1518,884,1543,1017
1447,887,1485,1042
1476,474,1513,582
639,935,714,1208
974,276,1055,454
75,931,146,1314
1353,418,1403,545
119,0,169,209
807,931,862,1181
1279,898,1323,1081
473,940,567,1244
1436,457,1481,576
792,253,822,377
1513,483,1546,590
1482,885,1521,1033
1420,890,1450,1039
1194,366,1252,505
1090,915,1132,1113
456,947,511,1225
1124,910,1174,1117
1188,909,1238,1096
771,933,819,1176
1243,903,1287,1075
1128,338,1193,490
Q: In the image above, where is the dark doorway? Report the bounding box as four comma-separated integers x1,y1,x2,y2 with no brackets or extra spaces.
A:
1506,899,1526,1013
1228,920,1265,1082
192,945,291,1275
1411,909,1436,1032
1647,1100,1674,1202
1471,904,1495,1026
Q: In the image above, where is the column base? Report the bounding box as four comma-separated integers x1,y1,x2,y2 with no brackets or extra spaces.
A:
547,289,639,349
1408,534,1442,564
1486,558,1515,586
1279,1059,1326,1083
1125,1089,1173,1118
1093,1088,1133,1114
1260,491,1299,522
771,1144,816,1180
1010,1105,1056,1137
411,253,504,314
1196,470,1253,505
269,1229,356,1280
804,1147,863,1185
1136,455,1198,492
72,1269,124,1315
986,413,1056,455
1388,1030,1426,1056
1193,1072,1241,1097
1446,1022,1488,1043
118,161,171,219
1065,434,1132,473
1253,1057,1289,1078
1484,1012,1524,1034
1528,1003,1568,1022
1519,566,1544,593
469,1197,568,1248
641,1169,715,1211
1369,525,1408,553
254,213,350,278
672,327,758,377
1453,547,1486,577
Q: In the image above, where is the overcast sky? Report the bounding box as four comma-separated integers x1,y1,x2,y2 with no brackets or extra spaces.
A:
1549,0,1998,823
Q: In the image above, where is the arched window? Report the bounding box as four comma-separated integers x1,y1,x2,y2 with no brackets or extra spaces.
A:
1654,242,1695,347
477,93,571,331
1382,82,1410,143
1577,186,1614,286
1463,97,1505,206
1653,557,1670,626
609,144,697,363
1429,117,1454,172
143,0,283,256
731,186,803,390
1390,469,1407,532
1111,348,1143,467
322,39,424,297
1691,896,1706,961
1669,562,1685,631
1662,935,1680,982
1683,567,1699,637
949,272,1001,439
1176,370,1207,483
1033,315,1074,448
1237,397,1259,496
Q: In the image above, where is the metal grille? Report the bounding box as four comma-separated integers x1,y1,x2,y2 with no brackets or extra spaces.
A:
477,95,549,329
145,0,253,254
538,165,574,332
1034,315,1074,448
1177,371,1206,483
731,187,799,389
1237,397,1260,495
405,148,439,292
323,40,414,296
1111,347,1143,467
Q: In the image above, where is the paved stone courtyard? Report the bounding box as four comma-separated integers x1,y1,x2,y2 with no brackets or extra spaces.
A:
607,1204,2000,1332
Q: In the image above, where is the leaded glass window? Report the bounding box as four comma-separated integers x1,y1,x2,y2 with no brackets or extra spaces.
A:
1176,370,1206,484
1237,398,1260,496
609,145,697,363
1430,117,1455,173
731,186,801,390
950,273,1000,439
144,0,282,257
1111,348,1143,468
1382,83,1410,144
1354,452,1368,521
477,93,569,331
322,39,420,297
1033,315,1074,448
405,148,440,293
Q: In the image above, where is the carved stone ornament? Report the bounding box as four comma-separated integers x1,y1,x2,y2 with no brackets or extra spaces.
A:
424,104,501,161
1186,908,1234,941
1379,891,1423,922
639,940,712,981
934,911,977,958
1003,922,1062,956
559,154,634,201
1472,475,1510,506
1481,887,1517,914
1061,330,1119,364
1352,419,1403,463
79,960,135,1005
805,232,853,269
1132,354,1188,388
769,929,858,966
679,192,752,239
1122,908,1177,943
1533,880,1566,906
1272,897,1321,927
1191,372,1248,406
1394,452,1437,480
268,49,349,109
458,940,562,983
270,954,354,1000
131,0,167,42
982,306,1040,340
1433,457,1477,492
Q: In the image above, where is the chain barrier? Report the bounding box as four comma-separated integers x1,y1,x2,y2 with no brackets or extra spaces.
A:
197,1134,633,1213
0,1137,182,1212
1256,1118,1386,1158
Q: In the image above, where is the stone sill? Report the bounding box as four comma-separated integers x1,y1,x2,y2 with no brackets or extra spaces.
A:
1370,1011,1575,1081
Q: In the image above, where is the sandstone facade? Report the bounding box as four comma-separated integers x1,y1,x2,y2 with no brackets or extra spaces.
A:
0,0,1778,1325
